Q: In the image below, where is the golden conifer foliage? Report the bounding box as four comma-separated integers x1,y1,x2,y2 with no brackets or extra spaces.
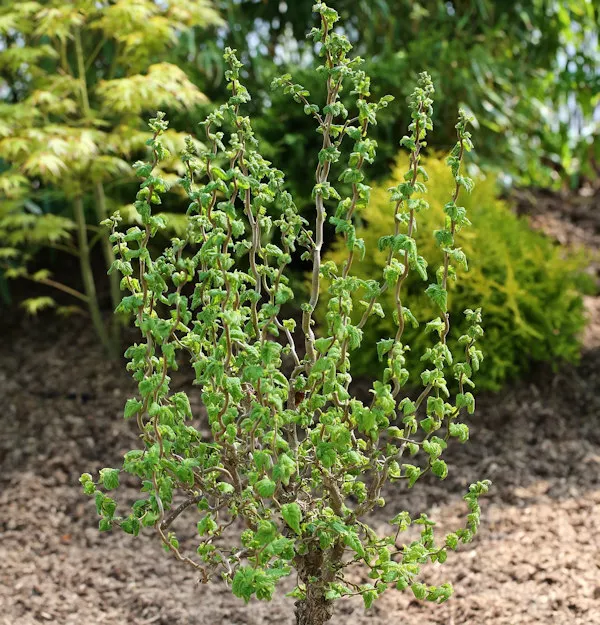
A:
324,155,591,389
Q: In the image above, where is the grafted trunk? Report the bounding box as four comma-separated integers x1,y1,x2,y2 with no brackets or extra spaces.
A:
294,542,344,625
295,584,333,625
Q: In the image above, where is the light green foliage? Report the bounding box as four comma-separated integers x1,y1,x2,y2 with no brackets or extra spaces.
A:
0,0,221,348
82,5,490,624
324,155,591,390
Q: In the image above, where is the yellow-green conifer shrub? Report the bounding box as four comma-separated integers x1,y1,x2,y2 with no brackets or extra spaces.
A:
324,154,590,390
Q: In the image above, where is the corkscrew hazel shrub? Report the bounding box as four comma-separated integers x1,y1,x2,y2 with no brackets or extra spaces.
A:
81,4,490,624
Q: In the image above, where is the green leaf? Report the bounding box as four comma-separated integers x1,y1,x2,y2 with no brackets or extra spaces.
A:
79,473,92,485
99,518,112,532
361,585,377,609
449,423,469,442
197,515,218,536
425,283,447,312
281,503,302,535
413,255,428,281
314,336,333,354
403,464,421,487
434,229,453,247
243,364,264,383
121,516,140,536
81,478,96,496
456,392,475,414
255,521,277,546
390,511,411,531
255,478,276,498
171,393,192,418
344,530,365,558
124,398,143,419
232,567,256,603
99,468,120,490
316,442,337,468
273,454,296,486
431,459,448,480
377,338,395,362
21,296,55,315
411,582,427,600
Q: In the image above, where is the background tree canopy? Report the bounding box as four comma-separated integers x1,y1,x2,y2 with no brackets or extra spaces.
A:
187,0,599,205
0,0,222,351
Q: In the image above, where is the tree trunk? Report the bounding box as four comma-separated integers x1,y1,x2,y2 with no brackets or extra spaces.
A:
295,584,334,625
73,195,117,358
93,181,122,345
294,541,345,625
93,182,120,311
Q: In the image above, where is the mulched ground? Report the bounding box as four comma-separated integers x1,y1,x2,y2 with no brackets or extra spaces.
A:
513,183,600,251
1,184,599,625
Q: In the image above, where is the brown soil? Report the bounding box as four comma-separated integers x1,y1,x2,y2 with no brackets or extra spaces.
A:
513,185,600,350
513,184,600,251
1,311,600,625
1,185,600,625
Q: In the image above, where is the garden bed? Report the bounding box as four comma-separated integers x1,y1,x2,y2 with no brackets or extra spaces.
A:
1,309,599,625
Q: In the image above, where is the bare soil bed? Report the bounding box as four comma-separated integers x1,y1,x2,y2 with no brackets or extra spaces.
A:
1,184,600,625
1,311,600,625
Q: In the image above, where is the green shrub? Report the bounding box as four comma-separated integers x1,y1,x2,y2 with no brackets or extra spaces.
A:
81,5,491,624
324,154,590,390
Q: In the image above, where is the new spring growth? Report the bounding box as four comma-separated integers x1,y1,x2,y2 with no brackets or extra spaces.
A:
82,4,490,624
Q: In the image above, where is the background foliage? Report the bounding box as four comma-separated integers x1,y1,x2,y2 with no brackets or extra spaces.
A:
324,155,592,390
0,0,596,381
189,0,599,204
0,0,221,351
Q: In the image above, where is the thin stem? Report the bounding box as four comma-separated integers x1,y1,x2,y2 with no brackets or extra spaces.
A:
85,35,108,72
160,495,203,531
93,182,121,313
108,41,121,79
42,242,80,257
73,196,115,356
441,136,465,345
74,29,91,118
302,21,338,364
19,273,88,303
59,38,69,73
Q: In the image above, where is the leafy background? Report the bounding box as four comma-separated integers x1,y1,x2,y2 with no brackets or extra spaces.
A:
0,0,598,380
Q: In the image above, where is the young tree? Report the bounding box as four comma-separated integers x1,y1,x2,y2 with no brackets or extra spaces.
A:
81,4,490,623
0,0,221,353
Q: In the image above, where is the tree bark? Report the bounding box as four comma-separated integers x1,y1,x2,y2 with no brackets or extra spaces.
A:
294,540,345,625
93,182,120,312
93,181,122,347
295,584,334,625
